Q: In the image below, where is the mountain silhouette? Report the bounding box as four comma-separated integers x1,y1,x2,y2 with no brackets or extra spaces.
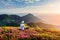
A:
0,13,58,28
21,13,43,23
0,14,43,26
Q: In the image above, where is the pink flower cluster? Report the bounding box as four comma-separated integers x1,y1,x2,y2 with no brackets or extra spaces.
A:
15,29,39,39
0,28,43,40
0,28,3,32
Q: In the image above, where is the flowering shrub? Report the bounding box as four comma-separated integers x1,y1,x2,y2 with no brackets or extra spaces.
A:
0,27,59,40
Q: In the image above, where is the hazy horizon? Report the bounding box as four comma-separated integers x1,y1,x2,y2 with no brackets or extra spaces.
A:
0,13,60,26
0,0,60,26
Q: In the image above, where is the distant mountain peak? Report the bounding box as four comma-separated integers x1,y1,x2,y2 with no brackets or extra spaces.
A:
0,13,43,23
23,13,34,17
21,13,43,23
27,13,33,15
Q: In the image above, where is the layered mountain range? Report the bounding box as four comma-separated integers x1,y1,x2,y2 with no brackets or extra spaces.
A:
0,14,41,26
0,13,58,28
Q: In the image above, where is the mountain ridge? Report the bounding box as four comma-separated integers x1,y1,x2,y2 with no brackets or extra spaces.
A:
0,13,58,29
0,14,43,26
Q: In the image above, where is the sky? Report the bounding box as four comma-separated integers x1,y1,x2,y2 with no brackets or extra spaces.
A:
0,0,57,14
0,0,60,26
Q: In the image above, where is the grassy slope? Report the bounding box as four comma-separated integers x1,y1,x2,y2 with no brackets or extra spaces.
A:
0,27,60,40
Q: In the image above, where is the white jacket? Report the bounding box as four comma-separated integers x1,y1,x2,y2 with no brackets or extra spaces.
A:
20,23,25,30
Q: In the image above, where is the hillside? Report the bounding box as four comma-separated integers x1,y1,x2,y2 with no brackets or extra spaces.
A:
0,27,60,40
0,14,58,29
27,22,57,29
0,14,43,26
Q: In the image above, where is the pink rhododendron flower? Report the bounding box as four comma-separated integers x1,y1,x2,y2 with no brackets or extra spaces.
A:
0,28,3,32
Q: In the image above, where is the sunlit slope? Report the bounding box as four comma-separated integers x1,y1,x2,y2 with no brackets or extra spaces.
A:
0,27,60,40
